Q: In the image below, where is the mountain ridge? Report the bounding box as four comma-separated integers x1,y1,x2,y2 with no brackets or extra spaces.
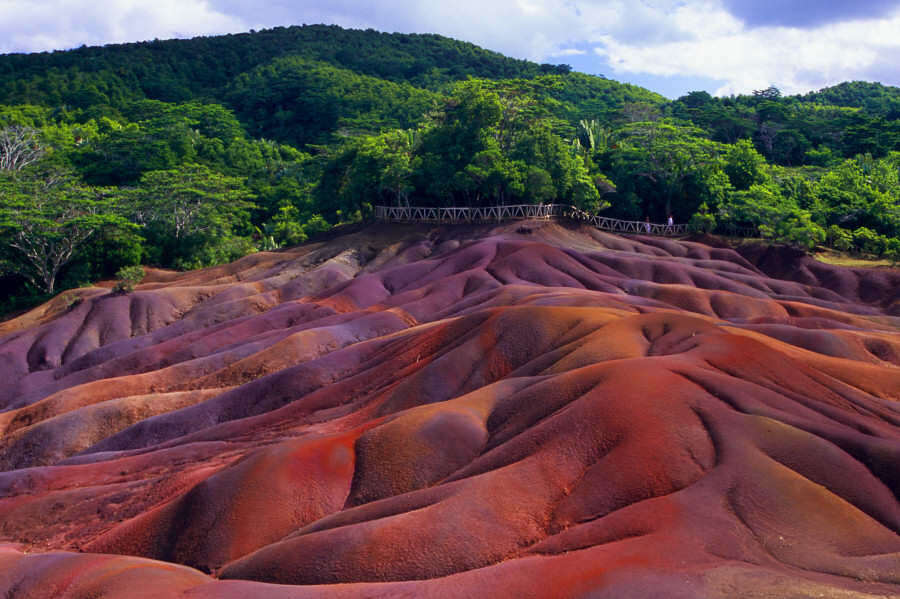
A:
0,24,666,117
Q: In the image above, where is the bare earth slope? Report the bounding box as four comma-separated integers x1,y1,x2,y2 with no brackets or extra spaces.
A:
1,221,899,598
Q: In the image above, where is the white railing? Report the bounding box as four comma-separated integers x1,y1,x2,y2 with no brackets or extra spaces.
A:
375,204,557,224
374,204,692,237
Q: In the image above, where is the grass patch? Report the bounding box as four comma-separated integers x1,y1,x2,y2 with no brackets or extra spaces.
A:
813,249,895,268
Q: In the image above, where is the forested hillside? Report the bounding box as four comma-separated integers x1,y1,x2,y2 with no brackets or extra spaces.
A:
0,24,662,144
0,24,553,103
2,24,900,316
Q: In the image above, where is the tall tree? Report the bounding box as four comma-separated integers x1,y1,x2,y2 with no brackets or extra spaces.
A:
0,172,133,294
723,139,769,190
718,182,824,249
123,163,255,268
610,121,726,218
127,163,254,240
0,126,46,172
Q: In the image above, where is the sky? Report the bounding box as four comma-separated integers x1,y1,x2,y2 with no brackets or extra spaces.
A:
2,0,900,99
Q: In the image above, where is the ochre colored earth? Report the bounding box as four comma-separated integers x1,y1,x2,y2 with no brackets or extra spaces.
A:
1,221,899,598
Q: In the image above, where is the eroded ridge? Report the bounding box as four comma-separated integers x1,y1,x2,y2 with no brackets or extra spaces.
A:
1,222,899,598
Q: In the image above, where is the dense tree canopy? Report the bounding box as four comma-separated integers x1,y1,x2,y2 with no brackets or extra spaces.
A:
669,82,900,164
317,79,605,215
604,121,727,219
2,24,900,314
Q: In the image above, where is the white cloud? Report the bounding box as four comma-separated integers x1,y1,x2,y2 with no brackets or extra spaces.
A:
270,0,900,96
551,48,587,57
393,0,585,61
591,5,900,95
0,0,245,54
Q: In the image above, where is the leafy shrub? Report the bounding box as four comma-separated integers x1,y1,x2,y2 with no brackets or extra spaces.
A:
852,227,885,256
112,265,145,293
62,292,83,310
689,202,716,233
170,236,256,271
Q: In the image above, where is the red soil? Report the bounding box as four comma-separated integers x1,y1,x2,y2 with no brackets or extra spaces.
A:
1,221,899,598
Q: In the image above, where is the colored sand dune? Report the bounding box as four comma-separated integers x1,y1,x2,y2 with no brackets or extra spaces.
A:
1,222,899,598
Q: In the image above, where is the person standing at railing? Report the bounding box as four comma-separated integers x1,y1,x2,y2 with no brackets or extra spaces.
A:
667,214,674,234
645,217,651,234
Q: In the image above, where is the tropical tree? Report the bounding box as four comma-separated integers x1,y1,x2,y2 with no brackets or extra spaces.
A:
127,163,253,240
572,119,611,160
124,163,254,268
813,154,900,235
0,126,46,172
0,171,134,294
718,183,824,249
608,121,727,218
723,139,769,190
378,129,418,207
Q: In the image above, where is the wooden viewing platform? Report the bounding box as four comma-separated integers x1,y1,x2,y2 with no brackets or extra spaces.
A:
374,204,692,237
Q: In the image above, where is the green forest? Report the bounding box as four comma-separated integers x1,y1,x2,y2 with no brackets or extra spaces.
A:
2,24,900,314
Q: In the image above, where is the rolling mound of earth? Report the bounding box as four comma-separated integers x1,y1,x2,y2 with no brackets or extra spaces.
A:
1,221,900,598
